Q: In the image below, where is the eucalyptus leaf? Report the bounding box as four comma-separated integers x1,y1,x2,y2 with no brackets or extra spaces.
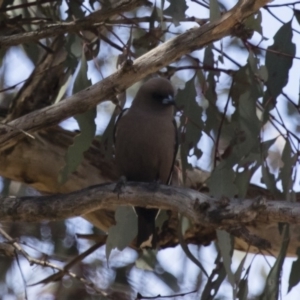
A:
177,75,203,182
244,12,262,34
278,140,296,201
264,21,296,110
261,162,282,199
207,167,237,198
163,0,188,26
260,224,290,300
237,264,251,300
288,247,300,293
106,207,138,261
59,53,96,184
216,230,235,288
210,0,221,22
201,253,227,300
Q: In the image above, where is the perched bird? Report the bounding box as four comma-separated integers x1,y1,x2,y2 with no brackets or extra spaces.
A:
114,77,178,248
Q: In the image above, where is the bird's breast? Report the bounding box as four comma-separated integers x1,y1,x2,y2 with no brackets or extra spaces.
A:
115,113,176,183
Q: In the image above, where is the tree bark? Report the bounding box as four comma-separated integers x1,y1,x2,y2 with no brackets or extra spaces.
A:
1,181,299,255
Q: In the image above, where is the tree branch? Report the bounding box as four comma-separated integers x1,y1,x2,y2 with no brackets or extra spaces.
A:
0,0,269,148
0,0,150,47
0,181,298,226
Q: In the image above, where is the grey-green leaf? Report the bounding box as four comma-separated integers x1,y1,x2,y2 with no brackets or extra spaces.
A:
278,139,296,201
177,75,203,182
201,253,227,300
210,0,221,23
216,230,235,288
208,167,237,198
244,11,262,34
264,21,296,106
260,224,290,300
288,247,300,293
106,207,138,261
261,162,282,199
59,53,96,184
237,264,251,300
163,0,188,26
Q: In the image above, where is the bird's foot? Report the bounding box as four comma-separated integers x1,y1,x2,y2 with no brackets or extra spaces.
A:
148,180,161,191
113,176,127,197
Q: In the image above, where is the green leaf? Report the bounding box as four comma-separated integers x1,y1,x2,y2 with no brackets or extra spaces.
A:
216,230,235,289
260,224,290,300
159,271,180,292
261,162,282,199
235,168,251,199
244,12,262,34
203,45,219,133
207,167,237,198
21,43,40,66
65,34,82,70
294,9,300,25
235,252,248,285
257,65,268,82
288,247,300,293
178,214,208,276
177,75,203,182
210,0,221,23
201,253,227,300
65,0,86,20
220,54,263,166
278,140,296,201
264,21,296,108
163,0,188,26
59,53,96,184
106,207,138,261
150,5,160,28
237,264,251,300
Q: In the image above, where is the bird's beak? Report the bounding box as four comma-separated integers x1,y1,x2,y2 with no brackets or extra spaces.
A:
162,95,176,105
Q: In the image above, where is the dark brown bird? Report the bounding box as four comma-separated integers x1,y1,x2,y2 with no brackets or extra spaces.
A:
114,77,178,248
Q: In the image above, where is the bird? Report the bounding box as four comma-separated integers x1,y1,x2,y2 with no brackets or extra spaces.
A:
114,77,178,248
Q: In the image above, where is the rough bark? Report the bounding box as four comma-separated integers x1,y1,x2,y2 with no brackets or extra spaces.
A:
0,181,299,255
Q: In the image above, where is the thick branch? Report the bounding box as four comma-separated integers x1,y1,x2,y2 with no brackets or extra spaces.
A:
0,0,269,148
0,182,298,226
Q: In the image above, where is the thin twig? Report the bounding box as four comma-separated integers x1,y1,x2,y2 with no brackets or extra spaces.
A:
1,123,35,139
137,289,197,299
0,227,107,295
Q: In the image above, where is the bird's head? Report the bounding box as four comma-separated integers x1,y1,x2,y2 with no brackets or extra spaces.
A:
132,78,175,112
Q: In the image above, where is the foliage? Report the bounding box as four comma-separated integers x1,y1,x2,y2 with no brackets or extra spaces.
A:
0,0,299,299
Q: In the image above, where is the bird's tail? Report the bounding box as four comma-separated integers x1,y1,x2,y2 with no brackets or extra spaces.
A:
135,207,158,249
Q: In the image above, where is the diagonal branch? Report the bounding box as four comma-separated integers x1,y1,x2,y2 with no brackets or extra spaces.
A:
0,0,269,148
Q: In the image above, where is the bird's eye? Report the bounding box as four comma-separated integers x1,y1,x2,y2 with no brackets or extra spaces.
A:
152,92,175,105
152,92,165,100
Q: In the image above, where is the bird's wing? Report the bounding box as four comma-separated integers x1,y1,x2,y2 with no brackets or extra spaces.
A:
113,108,129,145
167,118,179,185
